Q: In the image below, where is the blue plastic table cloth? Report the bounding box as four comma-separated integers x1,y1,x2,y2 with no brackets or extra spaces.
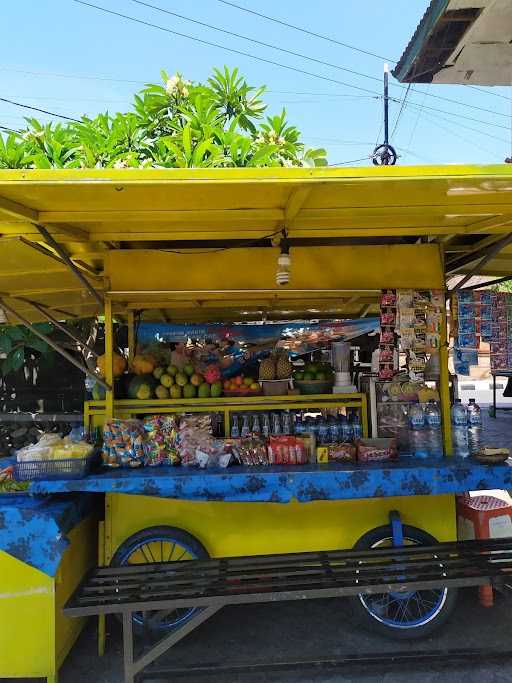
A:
29,458,512,503
0,493,97,576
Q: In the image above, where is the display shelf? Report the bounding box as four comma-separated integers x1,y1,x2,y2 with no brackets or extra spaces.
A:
29,458,512,503
84,393,368,438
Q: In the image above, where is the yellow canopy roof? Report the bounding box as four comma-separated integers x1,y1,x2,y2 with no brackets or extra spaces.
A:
1,165,512,322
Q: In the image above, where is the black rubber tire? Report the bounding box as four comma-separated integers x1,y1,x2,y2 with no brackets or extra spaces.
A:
348,524,458,640
111,525,209,634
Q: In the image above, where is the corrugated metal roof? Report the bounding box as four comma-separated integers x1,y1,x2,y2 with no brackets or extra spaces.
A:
393,0,450,82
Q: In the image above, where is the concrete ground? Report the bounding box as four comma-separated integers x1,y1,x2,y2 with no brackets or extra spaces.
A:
12,412,512,682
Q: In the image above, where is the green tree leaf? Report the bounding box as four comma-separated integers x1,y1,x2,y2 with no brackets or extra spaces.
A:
2,347,24,375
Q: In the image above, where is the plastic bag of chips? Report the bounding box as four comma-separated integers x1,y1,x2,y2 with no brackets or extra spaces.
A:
143,415,179,466
102,418,145,468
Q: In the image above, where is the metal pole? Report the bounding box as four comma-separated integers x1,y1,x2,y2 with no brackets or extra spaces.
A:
35,223,104,306
0,298,110,391
28,301,99,357
384,63,389,148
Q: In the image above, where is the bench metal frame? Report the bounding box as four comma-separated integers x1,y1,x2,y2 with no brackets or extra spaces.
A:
64,537,512,683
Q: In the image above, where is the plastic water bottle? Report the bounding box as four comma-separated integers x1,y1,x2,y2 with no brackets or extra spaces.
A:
230,414,240,438
328,416,341,444
451,400,469,458
262,414,271,438
351,411,362,441
467,399,482,456
318,418,330,445
251,414,261,436
241,414,251,438
344,418,354,444
410,426,429,458
425,401,443,458
467,398,482,426
451,399,467,427
408,404,425,430
409,404,428,458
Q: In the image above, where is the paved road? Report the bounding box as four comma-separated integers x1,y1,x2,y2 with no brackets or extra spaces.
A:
12,412,512,682
57,591,512,683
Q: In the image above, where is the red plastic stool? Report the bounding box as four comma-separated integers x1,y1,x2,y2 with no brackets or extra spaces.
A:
456,493,512,607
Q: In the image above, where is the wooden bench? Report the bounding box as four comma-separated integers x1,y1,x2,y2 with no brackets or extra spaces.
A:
64,537,512,683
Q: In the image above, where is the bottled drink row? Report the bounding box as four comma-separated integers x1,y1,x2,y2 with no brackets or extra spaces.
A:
408,400,444,459
230,410,362,444
451,398,482,459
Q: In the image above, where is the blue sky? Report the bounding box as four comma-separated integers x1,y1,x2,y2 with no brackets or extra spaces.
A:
2,0,511,166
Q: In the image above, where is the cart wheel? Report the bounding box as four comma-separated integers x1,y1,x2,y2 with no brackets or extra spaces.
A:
348,524,458,639
111,525,209,634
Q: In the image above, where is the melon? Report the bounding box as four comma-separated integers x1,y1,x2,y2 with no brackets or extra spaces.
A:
127,374,158,400
198,382,211,398
183,383,197,399
97,352,126,378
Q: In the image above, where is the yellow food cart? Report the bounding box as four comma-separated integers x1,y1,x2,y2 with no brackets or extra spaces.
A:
1,165,512,671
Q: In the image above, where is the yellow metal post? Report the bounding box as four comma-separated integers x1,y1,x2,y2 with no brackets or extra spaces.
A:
439,294,452,456
97,521,106,657
127,311,135,366
104,298,114,420
360,395,369,438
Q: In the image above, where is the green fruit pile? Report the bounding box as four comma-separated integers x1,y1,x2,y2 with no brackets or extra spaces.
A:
143,362,223,400
293,362,334,382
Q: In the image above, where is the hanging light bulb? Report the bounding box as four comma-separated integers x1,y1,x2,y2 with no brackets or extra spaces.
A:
276,232,291,286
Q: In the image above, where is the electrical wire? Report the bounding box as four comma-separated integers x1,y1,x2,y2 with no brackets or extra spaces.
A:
406,85,430,150
0,96,80,122
328,157,370,166
160,229,284,254
466,84,511,101
71,0,509,119
417,110,497,157
0,66,145,85
126,0,510,121
390,83,411,140
0,124,18,133
128,0,394,89
397,97,510,131
408,106,509,145
70,0,389,98
216,0,395,63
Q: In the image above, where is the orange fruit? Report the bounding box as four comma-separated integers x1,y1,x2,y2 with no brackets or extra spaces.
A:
235,376,243,386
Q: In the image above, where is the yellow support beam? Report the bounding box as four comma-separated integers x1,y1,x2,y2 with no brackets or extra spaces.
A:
0,195,38,222
104,298,114,420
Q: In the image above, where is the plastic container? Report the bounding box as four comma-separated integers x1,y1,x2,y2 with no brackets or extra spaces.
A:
14,453,96,481
260,380,289,396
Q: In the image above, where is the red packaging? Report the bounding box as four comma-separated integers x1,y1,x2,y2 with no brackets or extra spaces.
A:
268,436,306,465
357,438,397,463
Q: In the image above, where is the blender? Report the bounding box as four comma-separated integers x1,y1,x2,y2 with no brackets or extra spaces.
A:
331,341,357,393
